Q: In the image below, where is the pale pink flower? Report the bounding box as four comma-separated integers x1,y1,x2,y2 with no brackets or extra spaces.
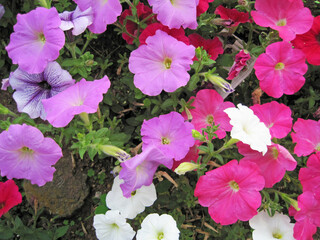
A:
254,41,308,98
251,0,313,41
194,160,265,225
299,152,320,193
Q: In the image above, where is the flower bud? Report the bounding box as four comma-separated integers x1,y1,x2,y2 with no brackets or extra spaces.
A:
206,74,234,93
174,162,200,175
100,145,131,162
192,129,207,142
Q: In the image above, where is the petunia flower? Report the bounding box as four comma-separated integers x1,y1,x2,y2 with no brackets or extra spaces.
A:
299,152,320,193
197,0,214,16
188,33,224,61
141,112,195,161
224,104,272,155
0,180,22,218
129,30,195,96
254,41,308,98
106,176,157,219
227,50,251,80
147,0,198,29
42,76,110,128
250,101,293,139
139,23,190,45
171,144,199,171
59,6,93,36
0,124,63,186
194,160,265,225
119,146,172,198
9,61,75,120
183,89,234,139
251,0,313,41
291,118,320,157
6,7,65,74
136,213,180,240
74,0,122,34
238,142,297,188
292,16,320,66
214,5,250,27
93,210,135,240
249,211,295,240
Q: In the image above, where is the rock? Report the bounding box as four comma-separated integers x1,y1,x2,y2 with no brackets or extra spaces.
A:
23,150,89,217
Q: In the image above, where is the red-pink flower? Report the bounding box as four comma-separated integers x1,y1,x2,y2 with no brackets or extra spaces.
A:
250,101,293,139
197,0,214,16
214,5,250,27
184,89,234,139
139,23,189,45
254,41,308,98
251,0,313,41
292,16,320,66
238,142,296,188
0,180,22,217
171,144,199,171
299,152,320,193
227,50,251,80
194,160,265,225
291,119,320,157
188,33,224,61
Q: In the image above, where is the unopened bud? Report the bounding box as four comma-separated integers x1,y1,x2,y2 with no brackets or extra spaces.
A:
174,162,200,175
100,145,131,162
206,74,234,93
192,129,207,142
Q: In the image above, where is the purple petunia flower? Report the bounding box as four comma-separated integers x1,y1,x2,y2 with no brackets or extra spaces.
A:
0,124,63,186
9,61,75,120
6,7,65,74
74,0,122,34
59,6,93,36
119,146,172,198
141,111,195,161
42,76,111,128
129,30,195,96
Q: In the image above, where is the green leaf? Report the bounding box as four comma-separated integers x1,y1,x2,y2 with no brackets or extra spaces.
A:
53,226,69,240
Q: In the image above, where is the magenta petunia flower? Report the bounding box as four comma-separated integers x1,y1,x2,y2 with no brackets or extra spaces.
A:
299,152,320,193
238,142,296,188
6,7,65,74
141,112,195,161
194,160,265,225
0,180,22,218
0,124,63,186
291,118,320,157
147,0,198,29
74,0,122,34
42,76,110,128
214,5,250,28
251,0,313,41
9,61,75,120
129,30,195,96
254,41,308,98
250,101,293,139
197,0,214,17
119,146,172,198
184,89,234,139
227,50,251,80
59,6,93,36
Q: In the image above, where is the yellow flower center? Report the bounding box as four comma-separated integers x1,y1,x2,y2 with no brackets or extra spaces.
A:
276,19,287,27
38,33,46,43
164,58,172,69
131,190,136,196
272,147,279,159
206,115,214,125
161,137,170,145
229,180,239,192
272,232,282,239
157,232,164,240
111,223,119,229
275,62,285,70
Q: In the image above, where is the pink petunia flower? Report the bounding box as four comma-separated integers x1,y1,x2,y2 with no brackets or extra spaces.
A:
74,0,122,34
197,0,214,16
238,142,297,188
6,7,65,74
119,146,172,198
227,50,251,80
214,5,250,27
251,0,313,41
0,124,63,186
139,23,190,45
129,30,195,96
141,112,195,161
194,160,265,225
291,118,320,157
250,101,293,139
147,0,198,29
42,76,110,128
299,152,320,193
188,33,224,61
183,89,234,139
292,16,320,66
254,41,308,98
0,180,22,218
171,144,199,171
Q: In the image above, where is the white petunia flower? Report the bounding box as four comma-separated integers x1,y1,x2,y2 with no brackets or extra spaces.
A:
249,211,295,240
106,176,157,219
136,213,180,240
224,104,272,155
93,210,135,240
